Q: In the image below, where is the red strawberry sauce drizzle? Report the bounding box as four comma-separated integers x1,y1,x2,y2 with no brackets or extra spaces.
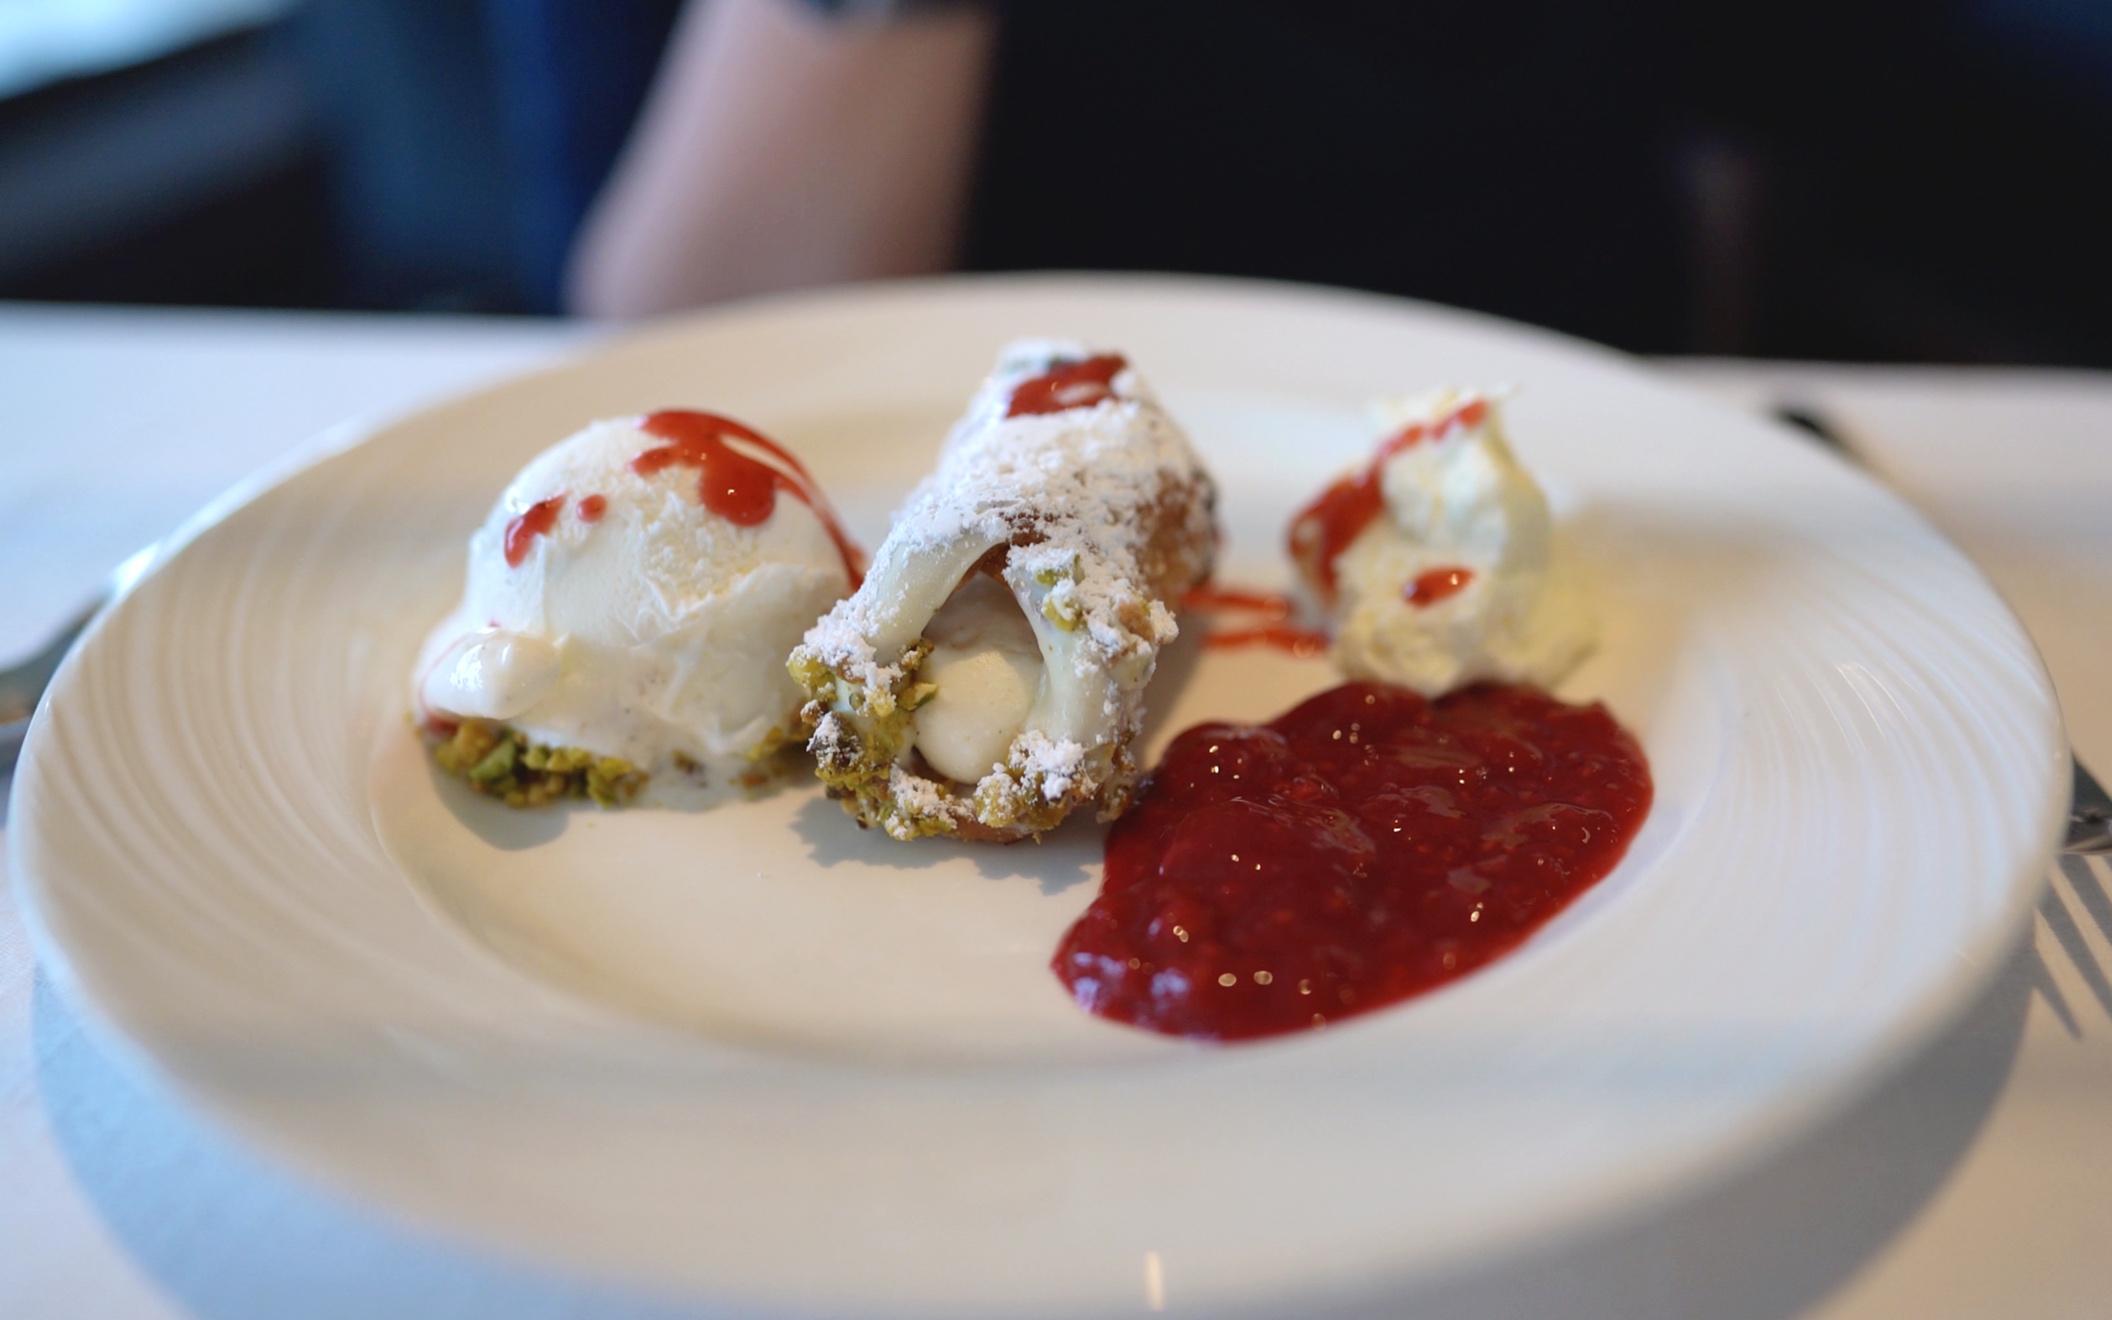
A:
1180,585,1329,656
1287,397,1490,601
502,496,565,568
500,413,863,587
1006,355,1127,417
1405,565,1475,607
632,410,864,588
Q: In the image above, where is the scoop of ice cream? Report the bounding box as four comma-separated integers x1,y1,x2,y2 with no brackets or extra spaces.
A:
1291,389,1592,696
416,413,857,776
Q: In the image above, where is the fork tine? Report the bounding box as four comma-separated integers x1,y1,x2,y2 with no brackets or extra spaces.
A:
2070,760,2112,855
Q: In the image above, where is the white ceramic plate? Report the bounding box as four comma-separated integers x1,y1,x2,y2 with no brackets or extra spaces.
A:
12,276,2067,1317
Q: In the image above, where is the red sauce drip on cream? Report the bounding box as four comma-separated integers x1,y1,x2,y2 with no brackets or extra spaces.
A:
633,410,865,587
503,495,565,567
1006,355,1127,417
1287,398,1491,601
1406,566,1474,607
1054,681,1652,1041
576,494,607,523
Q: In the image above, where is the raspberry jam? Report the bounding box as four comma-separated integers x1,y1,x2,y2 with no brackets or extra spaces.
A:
1054,682,1651,1041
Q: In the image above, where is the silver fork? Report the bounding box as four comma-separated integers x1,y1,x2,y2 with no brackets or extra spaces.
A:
0,546,157,776
1772,405,2111,855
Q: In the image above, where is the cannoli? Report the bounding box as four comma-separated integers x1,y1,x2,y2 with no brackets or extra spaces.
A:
790,341,1217,841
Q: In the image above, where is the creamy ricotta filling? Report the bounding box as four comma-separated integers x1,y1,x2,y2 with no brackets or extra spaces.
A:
911,574,1044,783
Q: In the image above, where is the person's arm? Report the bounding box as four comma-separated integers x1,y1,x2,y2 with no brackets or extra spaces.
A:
565,0,994,318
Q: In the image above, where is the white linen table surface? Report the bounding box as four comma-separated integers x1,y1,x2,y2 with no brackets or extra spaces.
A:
1,302,2108,1320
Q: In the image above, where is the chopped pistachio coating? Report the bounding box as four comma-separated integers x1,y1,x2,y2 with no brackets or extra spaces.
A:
789,340,1217,844
799,641,963,840
429,719,646,808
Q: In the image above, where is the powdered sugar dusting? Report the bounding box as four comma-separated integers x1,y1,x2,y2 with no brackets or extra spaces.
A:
808,710,853,764
800,341,1212,701
887,764,953,820
789,340,1218,840
1014,730,1087,801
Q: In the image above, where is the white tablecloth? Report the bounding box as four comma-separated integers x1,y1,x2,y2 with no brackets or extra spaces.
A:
2,303,2107,1319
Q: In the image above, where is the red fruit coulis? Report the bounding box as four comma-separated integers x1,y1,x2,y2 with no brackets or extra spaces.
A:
1180,585,1330,657
1287,397,1490,600
502,413,863,585
1406,565,1475,607
1006,355,1127,417
1204,623,1331,657
1183,585,1293,616
502,495,566,567
1053,681,1651,1041
632,410,864,587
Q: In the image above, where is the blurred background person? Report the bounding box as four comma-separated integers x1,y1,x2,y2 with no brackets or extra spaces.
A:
2,0,2109,363
566,0,992,317
569,0,1683,352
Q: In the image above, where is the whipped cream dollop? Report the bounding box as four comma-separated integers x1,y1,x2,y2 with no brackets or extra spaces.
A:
1292,388,1593,696
415,414,855,775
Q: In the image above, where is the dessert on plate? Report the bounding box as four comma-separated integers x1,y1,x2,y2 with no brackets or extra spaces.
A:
415,410,861,806
1287,388,1593,696
791,341,1217,842
1049,386,1642,1041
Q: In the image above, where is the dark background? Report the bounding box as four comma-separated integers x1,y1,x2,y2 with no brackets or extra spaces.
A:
3,0,2109,363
